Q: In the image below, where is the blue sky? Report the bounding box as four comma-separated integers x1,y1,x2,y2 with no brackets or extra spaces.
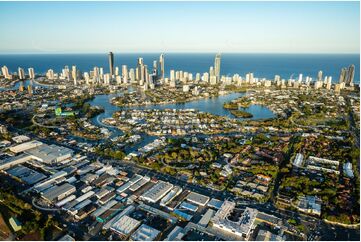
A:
0,1,359,54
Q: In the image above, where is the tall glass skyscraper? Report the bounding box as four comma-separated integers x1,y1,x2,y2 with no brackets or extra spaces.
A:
108,52,114,77
214,53,221,81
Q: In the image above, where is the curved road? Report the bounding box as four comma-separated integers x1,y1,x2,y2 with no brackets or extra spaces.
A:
32,198,60,212
32,114,60,129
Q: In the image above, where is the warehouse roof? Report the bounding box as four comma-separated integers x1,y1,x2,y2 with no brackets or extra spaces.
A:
180,201,198,212
9,140,43,153
207,198,224,210
26,144,73,163
110,215,141,236
130,224,160,241
6,165,46,185
140,181,173,203
42,183,76,202
186,191,210,206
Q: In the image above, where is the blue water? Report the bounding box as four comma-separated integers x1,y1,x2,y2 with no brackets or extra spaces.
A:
89,92,275,122
0,79,44,91
0,53,359,83
88,91,274,150
123,92,275,120
0,79,53,91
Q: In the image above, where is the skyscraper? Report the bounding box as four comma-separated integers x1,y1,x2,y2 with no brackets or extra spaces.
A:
93,67,100,84
84,72,90,85
18,67,25,80
170,70,175,82
195,73,201,82
46,69,55,80
72,66,77,85
138,57,144,65
339,67,347,83
64,66,70,81
153,60,158,76
214,53,221,80
28,68,35,79
317,70,323,81
122,65,128,82
209,66,215,77
144,65,149,82
136,57,148,83
104,74,110,85
298,74,303,83
1,66,10,79
274,75,281,83
159,54,165,80
108,52,114,78
129,68,135,83
140,65,145,82
346,64,355,85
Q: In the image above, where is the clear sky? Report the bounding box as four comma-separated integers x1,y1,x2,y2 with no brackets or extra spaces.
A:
0,1,359,54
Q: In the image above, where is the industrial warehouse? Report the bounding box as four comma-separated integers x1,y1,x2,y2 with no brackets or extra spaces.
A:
0,136,312,241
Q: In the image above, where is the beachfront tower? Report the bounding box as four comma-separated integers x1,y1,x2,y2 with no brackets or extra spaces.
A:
28,68,35,79
317,70,323,81
18,67,25,80
159,53,165,80
214,53,221,81
346,64,355,85
109,52,114,78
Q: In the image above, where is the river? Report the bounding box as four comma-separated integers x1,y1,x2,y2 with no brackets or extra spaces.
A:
88,91,275,124
86,90,275,152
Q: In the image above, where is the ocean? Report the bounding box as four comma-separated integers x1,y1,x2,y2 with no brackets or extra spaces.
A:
0,53,359,83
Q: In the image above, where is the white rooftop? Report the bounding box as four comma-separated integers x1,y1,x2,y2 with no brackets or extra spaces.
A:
186,191,210,206
140,181,173,203
26,143,73,163
110,215,141,236
130,224,160,241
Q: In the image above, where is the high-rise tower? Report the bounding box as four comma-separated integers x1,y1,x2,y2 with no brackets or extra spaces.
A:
339,67,347,83
18,67,25,80
108,52,114,78
28,68,35,79
153,60,158,76
214,53,221,80
317,70,323,81
1,66,10,79
159,54,165,80
346,64,355,85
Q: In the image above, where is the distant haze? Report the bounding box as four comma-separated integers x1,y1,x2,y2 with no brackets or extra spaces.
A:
0,1,359,54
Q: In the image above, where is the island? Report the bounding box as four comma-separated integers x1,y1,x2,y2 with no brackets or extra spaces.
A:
230,109,253,118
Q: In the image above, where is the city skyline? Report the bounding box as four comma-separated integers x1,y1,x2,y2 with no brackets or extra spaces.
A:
0,1,359,54
0,2,360,241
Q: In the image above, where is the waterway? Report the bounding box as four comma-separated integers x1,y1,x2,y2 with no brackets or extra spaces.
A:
0,73,359,241
86,90,275,152
0,79,41,91
0,80,274,146
89,91,274,123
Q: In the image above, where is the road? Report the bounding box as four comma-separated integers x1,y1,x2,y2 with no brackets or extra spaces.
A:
106,158,258,205
1,120,360,241
345,96,360,174
31,114,60,129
